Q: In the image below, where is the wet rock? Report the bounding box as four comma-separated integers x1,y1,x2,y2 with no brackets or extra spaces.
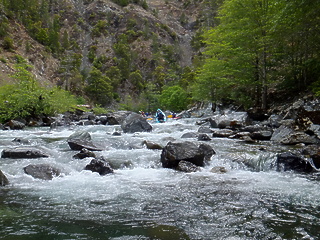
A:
24,164,61,180
96,115,108,125
181,132,198,138
241,135,256,143
176,160,200,173
73,148,96,159
112,131,122,136
160,141,215,169
107,111,131,125
209,111,251,129
6,120,25,130
210,166,227,174
297,99,320,124
143,140,163,150
247,108,269,121
276,152,314,173
84,157,114,175
67,131,102,151
197,126,213,133
301,145,320,169
12,138,30,144
250,130,273,140
271,125,320,145
121,112,152,133
212,129,234,138
0,170,9,186
267,114,283,128
1,147,49,159
198,133,211,141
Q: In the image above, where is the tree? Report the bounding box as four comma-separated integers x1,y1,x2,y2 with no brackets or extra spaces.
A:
85,67,113,106
160,85,189,112
196,0,279,109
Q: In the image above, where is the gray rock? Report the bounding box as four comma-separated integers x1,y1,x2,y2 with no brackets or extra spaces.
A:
276,152,314,173
160,141,215,169
24,164,60,180
181,132,198,138
121,113,152,133
84,157,114,175
176,160,200,173
0,170,9,186
143,140,163,150
1,147,49,159
67,131,102,151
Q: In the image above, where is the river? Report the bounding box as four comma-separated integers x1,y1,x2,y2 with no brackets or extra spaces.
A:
0,118,319,239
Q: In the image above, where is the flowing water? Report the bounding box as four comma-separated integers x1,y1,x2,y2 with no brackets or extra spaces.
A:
0,118,319,240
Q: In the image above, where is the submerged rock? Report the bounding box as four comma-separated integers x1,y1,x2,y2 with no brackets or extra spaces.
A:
177,160,200,173
1,147,49,159
160,141,215,169
24,164,61,180
0,170,9,186
210,166,227,174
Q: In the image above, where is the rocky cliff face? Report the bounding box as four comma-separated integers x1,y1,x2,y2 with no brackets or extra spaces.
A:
0,0,215,104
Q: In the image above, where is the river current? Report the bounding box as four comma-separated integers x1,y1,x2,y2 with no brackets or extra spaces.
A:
0,118,319,239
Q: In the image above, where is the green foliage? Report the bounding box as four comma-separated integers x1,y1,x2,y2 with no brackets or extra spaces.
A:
2,36,14,50
84,67,113,106
111,0,129,7
194,0,320,109
106,66,122,89
0,63,78,122
0,16,9,38
160,85,189,112
91,20,108,37
92,106,108,115
129,70,144,93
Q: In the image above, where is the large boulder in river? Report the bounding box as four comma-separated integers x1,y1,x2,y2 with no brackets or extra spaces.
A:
1,147,49,159
0,170,9,186
107,111,131,125
209,111,251,129
24,164,61,180
271,125,319,145
84,157,114,175
276,152,314,173
121,112,152,133
160,141,215,169
67,131,102,151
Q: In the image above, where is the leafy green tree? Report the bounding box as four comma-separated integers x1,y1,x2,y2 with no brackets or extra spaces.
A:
129,70,144,93
0,61,77,122
85,67,113,106
106,66,122,89
196,0,279,109
160,85,189,112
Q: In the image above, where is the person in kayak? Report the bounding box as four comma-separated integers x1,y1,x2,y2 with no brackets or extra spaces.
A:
155,109,165,122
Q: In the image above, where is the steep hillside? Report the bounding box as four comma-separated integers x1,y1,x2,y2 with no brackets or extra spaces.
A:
0,0,218,109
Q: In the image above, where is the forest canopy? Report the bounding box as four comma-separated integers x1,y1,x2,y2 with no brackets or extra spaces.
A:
193,0,320,109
